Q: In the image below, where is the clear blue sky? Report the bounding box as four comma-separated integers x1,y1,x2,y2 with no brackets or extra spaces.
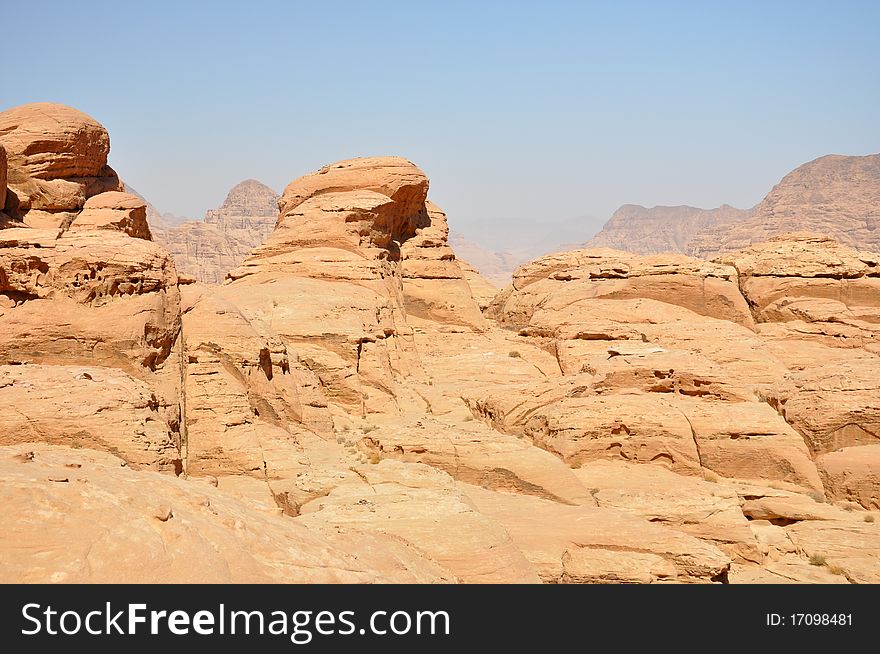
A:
3,1,878,251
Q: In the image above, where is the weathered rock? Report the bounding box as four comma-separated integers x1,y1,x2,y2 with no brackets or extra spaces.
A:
718,234,880,351
222,158,480,416
689,154,880,258
70,191,152,239
0,103,122,225
817,445,880,509
461,483,731,583
0,444,452,583
400,201,486,330
573,460,760,563
0,366,180,471
297,461,540,583
180,283,332,485
786,520,880,583
681,399,823,492
278,156,428,236
0,144,7,212
519,392,703,474
352,415,593,505
763,359,880,454
0,228,181,373
490,248,754,328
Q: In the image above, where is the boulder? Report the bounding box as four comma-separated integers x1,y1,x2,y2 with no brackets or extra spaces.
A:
70,191,152,239
0,103,122,225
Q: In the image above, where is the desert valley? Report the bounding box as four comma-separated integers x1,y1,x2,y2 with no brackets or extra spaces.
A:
1,101,878,585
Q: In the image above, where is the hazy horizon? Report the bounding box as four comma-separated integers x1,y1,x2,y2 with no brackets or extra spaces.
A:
4,0,879,252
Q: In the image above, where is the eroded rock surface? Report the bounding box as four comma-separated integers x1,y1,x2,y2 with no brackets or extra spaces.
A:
1,104,878,584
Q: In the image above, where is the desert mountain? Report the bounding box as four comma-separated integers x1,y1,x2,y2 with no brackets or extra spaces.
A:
587,204,753,255
149,179,279,283
688,154,880,258
2,103,879,584
586,153,880,259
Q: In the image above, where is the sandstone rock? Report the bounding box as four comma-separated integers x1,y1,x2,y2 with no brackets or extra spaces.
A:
297,461,540,583
457,259,499,310
352,415,593,505
180,284,332,486
786,520,880,583
0,444,452,583
689,153,880,258
222,158,481,417
681,399,823,492
0,144,7,212
573,460,760,563
739,494,846,523
0,228,180,373
490,248,754,328
718,234,880,350
278,156,428,232
729,559,848,584
817,445,880,509
0,366,179,471
4,127,880,587
0,103,122,225
461,483,731,583
400,201,486,330
70,191,152,239
518,392,703,474
763,359,880,454
587,204,753,255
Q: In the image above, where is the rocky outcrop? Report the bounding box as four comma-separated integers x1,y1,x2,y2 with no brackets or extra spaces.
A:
718,233,880,352
70,191,152,239
401,201,487,330
223,156,484,416
763,360,880,455
488,248,754,328
688,153,880,258
0,145,7,214
480,247,825,491
2,102,879,585
0,366,180,471
587,204,753,255
150,179,279,283
0,103,122,227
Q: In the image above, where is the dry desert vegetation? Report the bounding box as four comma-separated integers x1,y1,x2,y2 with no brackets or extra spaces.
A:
1,102,878,584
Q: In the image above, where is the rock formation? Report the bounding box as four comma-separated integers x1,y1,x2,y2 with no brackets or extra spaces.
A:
70,191,152,239
688,154,880,258
587,204,753,255
0,103,123,227
1,103,878,585
150,179,279,283
584,153,880,261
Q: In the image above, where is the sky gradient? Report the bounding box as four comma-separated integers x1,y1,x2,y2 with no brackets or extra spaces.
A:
3,1,879,251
